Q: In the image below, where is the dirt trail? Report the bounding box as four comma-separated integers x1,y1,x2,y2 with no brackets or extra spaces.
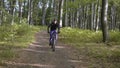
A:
2,31,88,68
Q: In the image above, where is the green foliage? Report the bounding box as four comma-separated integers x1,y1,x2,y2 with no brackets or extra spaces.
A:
0,49,16,60
0,25,15,42
60,27,102,43
0,23,41,62
60,27,120,43
109,31,120,43
109,0,120,6
60,27,120,67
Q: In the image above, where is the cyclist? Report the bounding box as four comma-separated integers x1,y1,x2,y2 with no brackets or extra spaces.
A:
47,19,60,45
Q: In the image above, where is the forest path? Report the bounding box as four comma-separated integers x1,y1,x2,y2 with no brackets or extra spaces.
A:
2,31,88,68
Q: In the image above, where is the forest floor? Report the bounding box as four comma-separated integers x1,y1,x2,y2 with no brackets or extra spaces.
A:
1,31,89,68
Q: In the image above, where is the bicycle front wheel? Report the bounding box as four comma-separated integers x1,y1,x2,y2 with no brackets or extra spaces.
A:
51,37,55,51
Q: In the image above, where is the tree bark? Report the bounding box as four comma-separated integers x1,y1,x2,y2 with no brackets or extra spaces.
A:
58,0,64,27
64,0,68,27
19,0,22,23
11,0,16,25
110,5,116,30
90,3,94,30
96,0,101,32
101,0,109,42
93,3,97,30
0,0,3,25
41,0,47,25
28,0,33,25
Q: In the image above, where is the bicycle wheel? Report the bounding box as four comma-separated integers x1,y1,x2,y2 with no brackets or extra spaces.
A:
51,35,55,51
53,37,56,51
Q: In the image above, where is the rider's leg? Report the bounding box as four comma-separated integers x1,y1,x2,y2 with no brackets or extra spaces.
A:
55,31,58,40
49,31,52,45
49,30,57,45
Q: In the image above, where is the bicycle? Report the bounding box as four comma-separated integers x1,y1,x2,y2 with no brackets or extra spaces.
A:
49,30,57,51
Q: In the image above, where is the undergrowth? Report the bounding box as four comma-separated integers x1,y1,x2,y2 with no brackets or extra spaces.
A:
0,23,42,65
59,27,120,68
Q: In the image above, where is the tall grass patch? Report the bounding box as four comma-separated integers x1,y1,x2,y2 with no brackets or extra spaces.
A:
60,27,102,43
109,30,120,44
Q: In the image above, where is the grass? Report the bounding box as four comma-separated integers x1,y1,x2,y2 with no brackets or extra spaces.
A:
0,23,43,65
59,27,120,68
60,27,102,43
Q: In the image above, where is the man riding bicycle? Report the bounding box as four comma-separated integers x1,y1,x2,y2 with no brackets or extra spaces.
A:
47,19,60,45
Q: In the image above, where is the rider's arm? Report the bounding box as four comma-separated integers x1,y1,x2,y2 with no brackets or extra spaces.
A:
57,23,60,33
47,24,51,33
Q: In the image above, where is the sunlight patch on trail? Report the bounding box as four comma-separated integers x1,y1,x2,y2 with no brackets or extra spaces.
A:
4,62,55,68
68,60,82,63
29,43,48,48
22,48,49,53
55,46,65,49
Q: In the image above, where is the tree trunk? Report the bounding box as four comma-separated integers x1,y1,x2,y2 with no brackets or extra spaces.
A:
64,0,68,27
76,8,79,28
0,0,3,25
81,6,84,29
90,3,94,30
110,5,116,30
41,0,47,25
28,0,33,25
0,10,2,25
58,0,64,27
95,0,101,32
10,0,16,25
23,0,26,18
48,0,52,24
83,6,86,29
19,1,22,23
93,3,97,30
27,0,30,24
101,0,109,42
53,0,57,17
85,5,89,29
79,7,82,28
